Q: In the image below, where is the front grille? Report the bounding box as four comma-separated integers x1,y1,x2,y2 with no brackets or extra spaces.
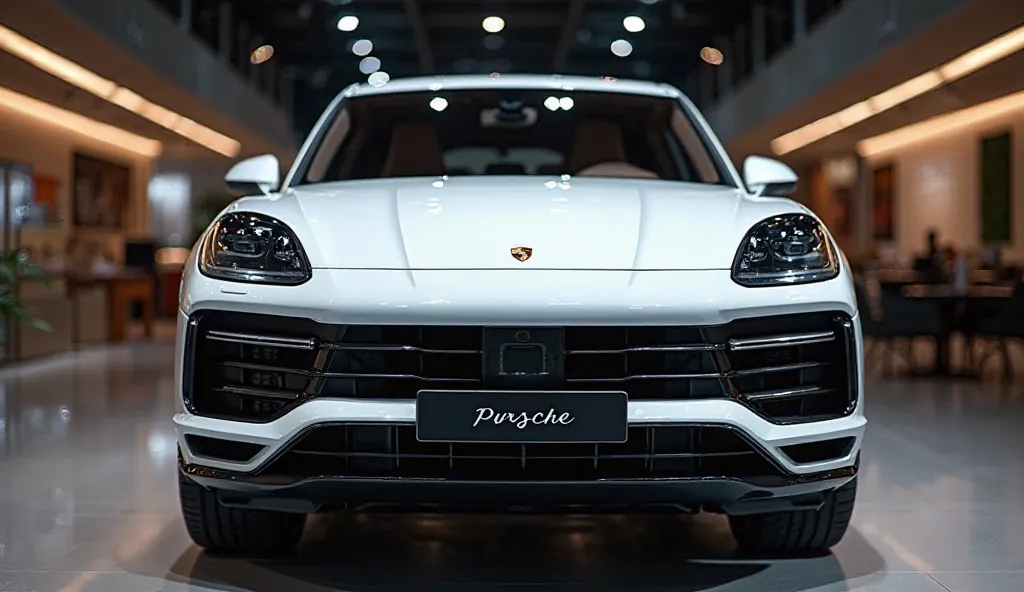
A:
257,424,785,482
185,311,856,424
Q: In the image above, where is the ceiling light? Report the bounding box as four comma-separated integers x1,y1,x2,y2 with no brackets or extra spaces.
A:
367,71,390,87
429,97,448,112
772,22,1024,155
359,56,381,74
610,39,633,57
351,39,373,56
0,84,161,157
249,44,274,64
0,23,238,157
337,15,359,31
623,16,646,33
700,47,723,65
543,96,560,111
558,97,574,110
858,88,1024,157
482,16,505,33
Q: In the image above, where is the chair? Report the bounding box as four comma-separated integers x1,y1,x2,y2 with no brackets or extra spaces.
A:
962,279,1024,379
856,277,944,374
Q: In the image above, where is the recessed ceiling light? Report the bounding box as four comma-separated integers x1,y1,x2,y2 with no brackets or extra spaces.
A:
482,16,505,33
558,97,574,110
359,56,381,74
429,97,449,112
249,44,274,64
351,39,373,56
623,16,646,33
543,96,560,111
367,71,390,87
610,39,633,57
337,15,359,31
700,46,724,65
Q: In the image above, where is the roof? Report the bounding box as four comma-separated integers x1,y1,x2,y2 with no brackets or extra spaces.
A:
344,74,683,99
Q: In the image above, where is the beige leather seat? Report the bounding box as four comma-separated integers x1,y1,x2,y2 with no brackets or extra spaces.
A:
381,121,445,177
568,119,658,179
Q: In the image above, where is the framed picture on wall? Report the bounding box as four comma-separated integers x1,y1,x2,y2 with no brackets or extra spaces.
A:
832,187,852,236
980,131,1012,243
872,164,895,240
72,152,130,228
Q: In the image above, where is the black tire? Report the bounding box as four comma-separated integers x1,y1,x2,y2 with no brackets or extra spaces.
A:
179,472,306,555
729,477,856,555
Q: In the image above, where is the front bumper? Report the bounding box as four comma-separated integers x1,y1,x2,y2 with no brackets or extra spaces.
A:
176,397,866,477
174,267,865,513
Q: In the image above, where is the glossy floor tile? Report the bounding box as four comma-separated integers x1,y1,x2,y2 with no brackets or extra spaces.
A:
2,338,1024,591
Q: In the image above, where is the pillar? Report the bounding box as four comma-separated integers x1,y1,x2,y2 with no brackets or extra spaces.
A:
733,24,747,84
699,63,714,107
249,34,263,86
218,1,233,61
793,0,807,41
237,21,251,74
713,35,732,97
180,0,192,32
752,1,767,72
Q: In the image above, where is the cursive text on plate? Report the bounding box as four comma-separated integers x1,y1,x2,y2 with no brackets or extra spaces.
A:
473,407,575,429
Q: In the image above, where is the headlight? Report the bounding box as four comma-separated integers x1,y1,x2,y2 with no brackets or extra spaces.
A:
732,214,838,287
198,212,311,285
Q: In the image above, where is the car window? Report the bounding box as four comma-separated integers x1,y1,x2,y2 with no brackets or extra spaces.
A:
294,90,732,186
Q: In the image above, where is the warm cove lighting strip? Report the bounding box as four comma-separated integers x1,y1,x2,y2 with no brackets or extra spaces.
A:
0,24,241,158
858,87,1024,157
771,23,1024,155
0,85,163,157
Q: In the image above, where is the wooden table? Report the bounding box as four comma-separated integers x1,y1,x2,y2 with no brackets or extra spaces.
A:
902,283,1014,376
66,271,156,342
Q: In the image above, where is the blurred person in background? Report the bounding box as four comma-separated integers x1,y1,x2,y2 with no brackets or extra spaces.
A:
916,229,954,280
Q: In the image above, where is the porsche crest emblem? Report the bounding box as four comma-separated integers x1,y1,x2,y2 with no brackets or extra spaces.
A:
510,246,533,262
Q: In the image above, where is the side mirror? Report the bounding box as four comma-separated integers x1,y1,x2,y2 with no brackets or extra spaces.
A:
743,155,798,197
225,154,280,195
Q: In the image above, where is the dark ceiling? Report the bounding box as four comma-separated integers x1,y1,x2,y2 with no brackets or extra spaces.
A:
176,0,845,132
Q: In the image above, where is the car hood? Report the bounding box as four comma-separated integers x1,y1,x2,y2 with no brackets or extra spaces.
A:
226,177,810,271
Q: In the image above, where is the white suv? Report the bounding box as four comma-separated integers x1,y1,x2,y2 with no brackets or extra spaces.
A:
174,74,864,556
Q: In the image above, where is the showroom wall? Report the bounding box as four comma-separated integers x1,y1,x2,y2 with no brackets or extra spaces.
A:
863,106,1024,261
0,100,153,262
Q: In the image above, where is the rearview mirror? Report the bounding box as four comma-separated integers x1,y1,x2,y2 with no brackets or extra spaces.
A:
743,155,798,197
225,154,280,195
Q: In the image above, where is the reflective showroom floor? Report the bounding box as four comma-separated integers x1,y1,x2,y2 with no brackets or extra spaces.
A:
1,335,1024,591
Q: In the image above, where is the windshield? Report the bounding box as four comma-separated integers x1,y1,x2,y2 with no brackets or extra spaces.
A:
292,90,732,186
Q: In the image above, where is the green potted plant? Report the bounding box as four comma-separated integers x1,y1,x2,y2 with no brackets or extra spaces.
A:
0,250,51,332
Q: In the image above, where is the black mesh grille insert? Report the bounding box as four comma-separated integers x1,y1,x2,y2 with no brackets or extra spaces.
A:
185,311,856,424
185,435,264,463
257,424,785,482
780,437,855,465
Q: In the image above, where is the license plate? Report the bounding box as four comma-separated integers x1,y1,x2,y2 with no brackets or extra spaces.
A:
416,390,628,443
